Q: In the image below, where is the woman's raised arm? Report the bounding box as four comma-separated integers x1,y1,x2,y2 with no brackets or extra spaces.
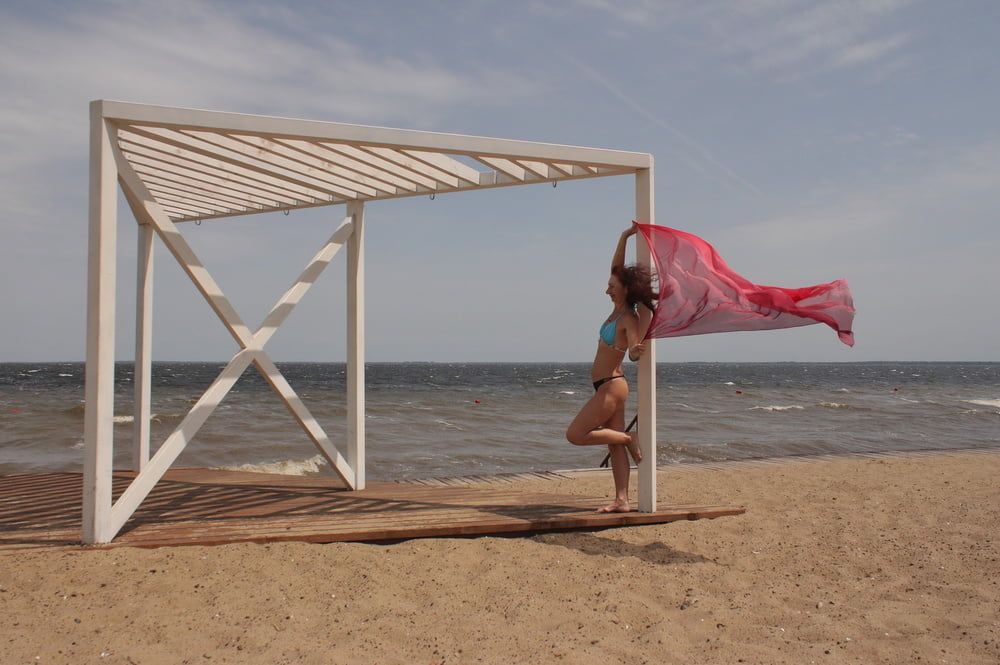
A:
611,225,636,272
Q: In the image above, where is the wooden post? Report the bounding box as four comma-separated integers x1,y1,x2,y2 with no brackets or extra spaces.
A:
83,103,118,544
635,166,657,512
346,201,366,490
132,222,154,472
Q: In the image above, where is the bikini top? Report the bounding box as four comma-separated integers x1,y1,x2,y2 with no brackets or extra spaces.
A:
599,309,630,353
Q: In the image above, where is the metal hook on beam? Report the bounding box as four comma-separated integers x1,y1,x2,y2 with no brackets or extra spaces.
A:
429,193,436,200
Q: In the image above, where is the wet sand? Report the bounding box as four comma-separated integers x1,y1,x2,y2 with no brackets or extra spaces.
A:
2,450,998,664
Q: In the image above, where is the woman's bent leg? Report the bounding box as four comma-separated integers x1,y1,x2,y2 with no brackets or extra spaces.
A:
565,380,630,446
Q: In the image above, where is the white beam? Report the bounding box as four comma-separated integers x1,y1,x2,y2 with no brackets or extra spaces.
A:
402,150,481,185
119,127,334,203
346,201,365,490
253,353,355,484
106,349,256,538
229,133,397,196
475,156,527,181
82,104,118,544
635,166,656,513
132,166,266,210
100,100,653,169
515,159,551,179
287,140,421,192
359,147,459,189
132,221,154,472
317,143,438,190
119,137,306,206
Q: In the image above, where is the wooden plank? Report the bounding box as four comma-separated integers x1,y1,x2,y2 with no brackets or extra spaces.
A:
133,168,265,210
346,202,365,490
402,150,481,185
120,139,306,206
287,140,423,191
229,133,397,196
99,100,654,169
635,167,656,513
358,146,459,188
0,469,744,550
119,127,335,203
131,222,154,472
82,104,118,544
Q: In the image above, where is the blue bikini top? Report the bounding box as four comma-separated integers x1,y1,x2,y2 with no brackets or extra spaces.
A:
599,318,619,347
600,307,632,352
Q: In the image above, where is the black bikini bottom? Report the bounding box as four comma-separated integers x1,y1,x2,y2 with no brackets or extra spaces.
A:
592,375,625,391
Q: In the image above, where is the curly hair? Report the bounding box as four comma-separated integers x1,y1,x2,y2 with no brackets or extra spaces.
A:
611,264,659,312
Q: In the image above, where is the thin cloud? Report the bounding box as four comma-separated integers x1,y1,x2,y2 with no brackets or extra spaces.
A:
554,49,764,197
0,1,538,224
566,0,917,79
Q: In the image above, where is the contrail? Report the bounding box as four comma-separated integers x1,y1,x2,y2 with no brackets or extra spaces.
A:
555,48,764,197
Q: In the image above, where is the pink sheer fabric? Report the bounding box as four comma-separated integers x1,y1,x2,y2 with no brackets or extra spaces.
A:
635,223,855,346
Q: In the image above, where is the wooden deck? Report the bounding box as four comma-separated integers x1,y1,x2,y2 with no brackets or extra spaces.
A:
0,469,745,550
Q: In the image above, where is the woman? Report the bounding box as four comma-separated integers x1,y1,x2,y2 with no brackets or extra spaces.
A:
566,224,657,513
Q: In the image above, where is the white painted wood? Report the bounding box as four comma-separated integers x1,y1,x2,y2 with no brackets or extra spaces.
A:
346,201,366,490
475,156,527,181
252,218,354,349
359,146,459,188
515,159,551,179
101,100,653,169
132,221,154,472
83,104,118,544
181,129,377,198
318,143,438,190
128,154,290,208
143,183,234,215
228,133,397,196
133,168,265,210
635,166,657,513
402,150,481,185
119,127,332,202
106,349,256,538
119,137,305,205
114,156,257,349
253,353,355,485
287,140,421,192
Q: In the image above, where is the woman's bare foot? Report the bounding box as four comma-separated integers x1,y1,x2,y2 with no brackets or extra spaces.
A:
597,498,632,513
625,432,643,465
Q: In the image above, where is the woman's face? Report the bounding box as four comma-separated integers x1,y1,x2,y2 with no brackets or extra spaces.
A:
606,274,626,305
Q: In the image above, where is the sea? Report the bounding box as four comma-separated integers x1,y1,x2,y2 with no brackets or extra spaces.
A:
1,362,997,480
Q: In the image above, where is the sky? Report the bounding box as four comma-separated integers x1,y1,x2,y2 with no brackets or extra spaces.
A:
1,0,998,363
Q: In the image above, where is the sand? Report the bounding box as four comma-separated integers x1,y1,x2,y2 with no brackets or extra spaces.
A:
2,450,998,664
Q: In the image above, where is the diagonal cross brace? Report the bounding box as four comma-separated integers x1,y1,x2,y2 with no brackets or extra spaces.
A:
107,140,356,540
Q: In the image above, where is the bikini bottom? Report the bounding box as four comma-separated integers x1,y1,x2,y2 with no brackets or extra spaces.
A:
592,375,625,391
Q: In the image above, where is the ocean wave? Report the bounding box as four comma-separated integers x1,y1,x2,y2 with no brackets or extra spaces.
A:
435,419,464,431
818,402,851,409
749,405,805,412
218,454,327,476
966,399,1000,409
559,390,576,395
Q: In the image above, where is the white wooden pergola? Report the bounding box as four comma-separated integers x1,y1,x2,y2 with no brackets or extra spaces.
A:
83,100,657,544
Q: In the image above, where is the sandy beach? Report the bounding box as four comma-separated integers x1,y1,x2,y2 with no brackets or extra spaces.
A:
2,450,998,664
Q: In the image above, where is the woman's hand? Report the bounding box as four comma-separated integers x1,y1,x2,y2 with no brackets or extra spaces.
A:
622,225,637,238
629,341,647,361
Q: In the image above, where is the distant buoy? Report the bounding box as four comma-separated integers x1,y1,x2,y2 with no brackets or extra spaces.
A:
9,407,22,414
735,390,743,395
473,400,481,404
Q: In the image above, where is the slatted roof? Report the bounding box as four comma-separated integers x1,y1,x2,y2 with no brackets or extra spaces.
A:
101,101,653,223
